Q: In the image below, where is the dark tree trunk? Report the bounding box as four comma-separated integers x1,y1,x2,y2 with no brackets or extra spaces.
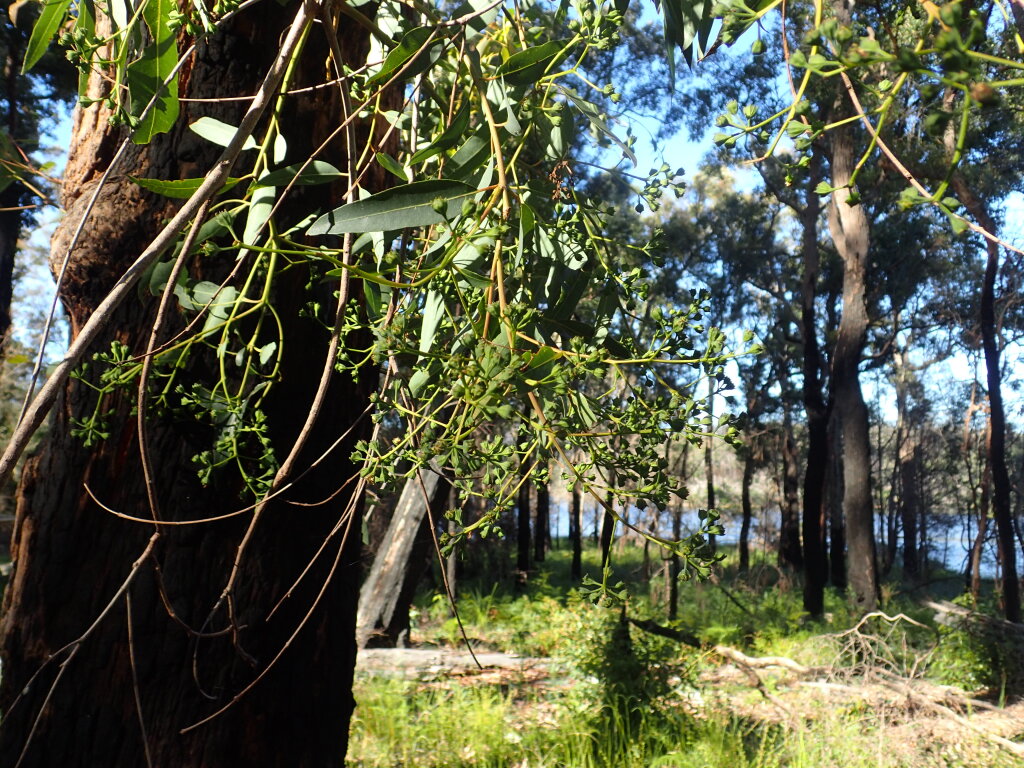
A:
0,11,381,765
534,474,549,563
669,503,682,621
826,63,877,611
893,349,922,580
517,473,531,576
704,376,717,554
827,409,847,590
799,156,830,617
570,482,582,582
600,492,615,569
777,373,803,570
739,449,754,571
952,176,1020,623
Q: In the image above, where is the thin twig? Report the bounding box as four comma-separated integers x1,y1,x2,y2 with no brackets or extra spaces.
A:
126,593,155,768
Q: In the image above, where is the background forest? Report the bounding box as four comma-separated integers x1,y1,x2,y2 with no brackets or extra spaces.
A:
0,0,1022,765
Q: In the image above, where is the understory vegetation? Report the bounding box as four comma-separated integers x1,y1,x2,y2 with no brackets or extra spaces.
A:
348,543,1024,768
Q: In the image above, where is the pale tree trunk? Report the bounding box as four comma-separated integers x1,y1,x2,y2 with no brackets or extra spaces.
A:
0,9,384,765
826,37,878,610
357,468,444,648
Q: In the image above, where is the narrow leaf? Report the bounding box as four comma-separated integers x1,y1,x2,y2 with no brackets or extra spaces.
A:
418,289,444,356
375,151,409,182
129,175,244,198
307,180,475,235
409,103,472,166
22,0,72,73
256,161,345,187
189,117,258,150
368,27,444,86
495,40,567,85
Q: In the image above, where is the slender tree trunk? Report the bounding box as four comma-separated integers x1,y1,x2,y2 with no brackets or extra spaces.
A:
952,176,1020,623
0,12,382,765
534,474,549,563
826,58,878,610
800,156,830,617
356,468,443,648
778,375,803,570
570,481,582,582
669,503,682,621
600,492,615,569
517,471,531,578
705,376,717,554
893,348,922,580
827,411,847,590
739,448,754,571
971,439,990,600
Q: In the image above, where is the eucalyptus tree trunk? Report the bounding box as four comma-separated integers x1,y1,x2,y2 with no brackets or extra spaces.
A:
952,176,1020,622
826,45,878,610
570,481,582,581
600,491,615,569
799,156,830,616
517,471,531,577
534,473,549,563
704,375,717,554
0,11,384,765
357,468,444,648
893,347,922,579
739,448,754,571
778,399,803,570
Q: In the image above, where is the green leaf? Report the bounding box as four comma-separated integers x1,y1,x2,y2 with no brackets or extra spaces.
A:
239,184,276,255
375,151,409,182
368,27,444,86
256,161,345,187
409,103,472,166
258,342,277,366
129,175,244,198
307,180,475,235
22,0,71,73
447,128,491,179
813,181,837,196
73,0,95,99
127,0,180,143
658,0,715,79
560,89,636,166
495,40,567,85
189,117,257,150
419,289,444,356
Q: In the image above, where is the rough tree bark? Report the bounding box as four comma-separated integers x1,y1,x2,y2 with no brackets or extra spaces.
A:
826,49,878,610
0,9,384,765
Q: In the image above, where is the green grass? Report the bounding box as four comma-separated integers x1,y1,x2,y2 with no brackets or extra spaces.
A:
350,541,1024,768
